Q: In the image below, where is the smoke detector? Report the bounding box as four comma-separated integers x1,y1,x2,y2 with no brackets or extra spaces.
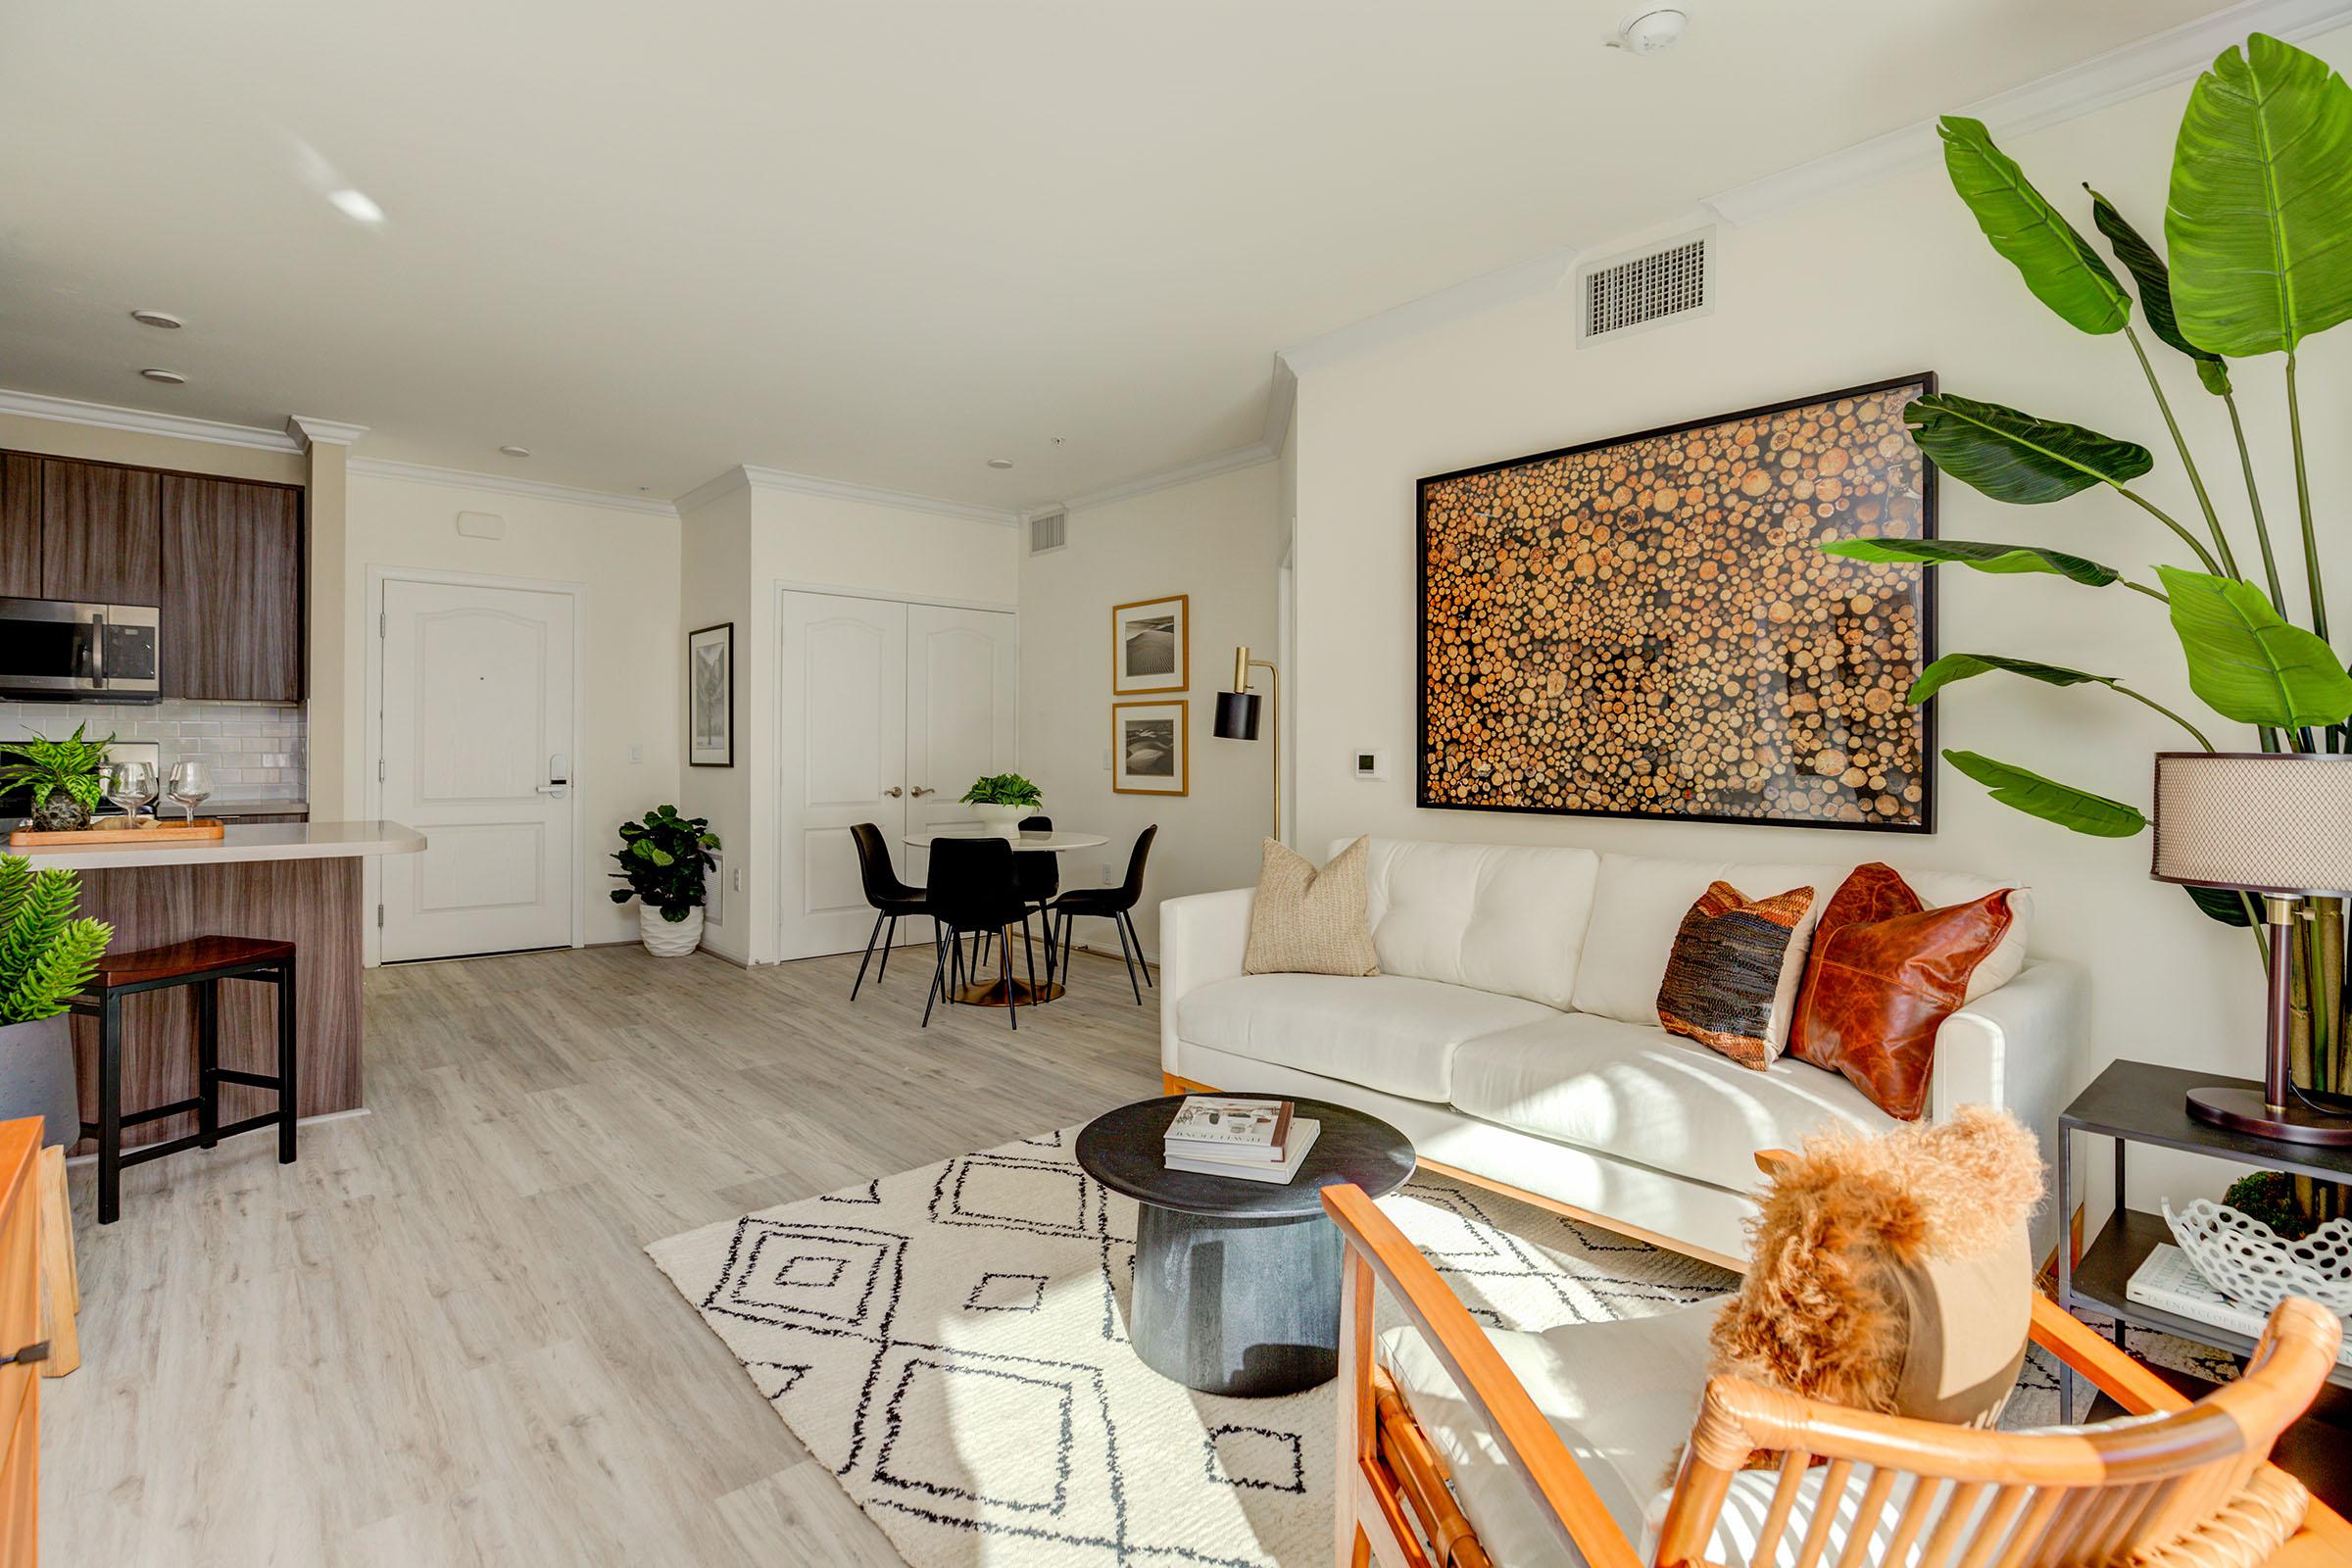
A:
1612,6,1690,55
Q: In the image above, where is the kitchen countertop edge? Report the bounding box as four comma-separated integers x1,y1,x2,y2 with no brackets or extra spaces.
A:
8,819,425,870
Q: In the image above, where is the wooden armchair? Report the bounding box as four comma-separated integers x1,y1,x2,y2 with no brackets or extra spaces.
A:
1325,1181,2350,1568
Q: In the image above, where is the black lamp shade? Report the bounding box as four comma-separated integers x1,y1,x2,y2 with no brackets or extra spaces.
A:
1214,690,1262,740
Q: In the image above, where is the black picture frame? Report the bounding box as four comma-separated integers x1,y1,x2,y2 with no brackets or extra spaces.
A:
688,620,735,769
1415,372,1938,834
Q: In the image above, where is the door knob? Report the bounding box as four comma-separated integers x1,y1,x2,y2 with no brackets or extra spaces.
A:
883,786,904,798
910,786,935,798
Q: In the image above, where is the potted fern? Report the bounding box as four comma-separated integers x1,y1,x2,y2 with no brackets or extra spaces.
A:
608,805,721,956
0,856,113,1146
0,724,115,832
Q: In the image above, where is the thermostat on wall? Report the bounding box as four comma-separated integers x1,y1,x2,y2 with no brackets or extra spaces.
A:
1352,750,1386,781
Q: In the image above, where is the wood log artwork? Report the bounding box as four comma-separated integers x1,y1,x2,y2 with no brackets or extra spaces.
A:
1419,375,1935,830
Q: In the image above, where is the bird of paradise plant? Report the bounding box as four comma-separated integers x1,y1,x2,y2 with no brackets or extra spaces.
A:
1824,34,2352,1224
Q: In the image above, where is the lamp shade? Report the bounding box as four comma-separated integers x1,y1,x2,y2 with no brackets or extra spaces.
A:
1213,690,1262,740
2150,752,2352,897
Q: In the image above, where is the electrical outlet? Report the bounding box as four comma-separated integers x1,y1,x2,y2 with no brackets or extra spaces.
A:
1101,860,1116,886
629,742,644,764
1102,747,1112,771
733,866,744,891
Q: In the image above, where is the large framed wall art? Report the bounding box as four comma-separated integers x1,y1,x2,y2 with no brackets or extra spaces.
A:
1418,373,1937,833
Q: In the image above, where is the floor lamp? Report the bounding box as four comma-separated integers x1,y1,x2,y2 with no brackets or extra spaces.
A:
1213,645,1280,843
2150,751,2352,1148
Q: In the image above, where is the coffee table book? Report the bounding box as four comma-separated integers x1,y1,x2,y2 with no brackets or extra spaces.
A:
2127,1245,2352,1368
1164,1096,1294,1162
1165,1119,1322,1185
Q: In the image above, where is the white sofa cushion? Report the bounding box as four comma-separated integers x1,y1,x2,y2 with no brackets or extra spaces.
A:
1381,1302,1719,1566
1173,973,1555,1103
1449,1011,1899,1193
1342,837,1601,1011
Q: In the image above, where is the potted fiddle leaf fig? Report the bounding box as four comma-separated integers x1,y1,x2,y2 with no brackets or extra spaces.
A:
0,856,114,1147
0,723,116,831
608,805,721,956
1823,33,2352,1224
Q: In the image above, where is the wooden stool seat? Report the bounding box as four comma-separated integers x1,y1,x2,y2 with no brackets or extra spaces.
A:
89,936,297,989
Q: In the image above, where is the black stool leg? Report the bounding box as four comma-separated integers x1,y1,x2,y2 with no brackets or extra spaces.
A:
97,992,123,1225
276,956,299,1165
197,977,220,1150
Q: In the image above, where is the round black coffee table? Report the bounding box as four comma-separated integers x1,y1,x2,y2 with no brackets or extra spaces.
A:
1076,1095,1415,1397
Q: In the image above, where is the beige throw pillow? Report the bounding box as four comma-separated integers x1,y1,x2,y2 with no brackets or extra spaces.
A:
1243,836,1381,977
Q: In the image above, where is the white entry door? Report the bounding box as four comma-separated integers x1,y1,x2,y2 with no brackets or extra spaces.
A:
379,577,578,961
776,592,1018,959
778,592,910,960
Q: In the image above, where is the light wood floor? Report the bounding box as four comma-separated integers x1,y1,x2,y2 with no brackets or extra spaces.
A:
45,939,1166,1567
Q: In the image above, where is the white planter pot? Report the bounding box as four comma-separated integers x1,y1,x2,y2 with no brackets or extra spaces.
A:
640,904,705,957
970,802,1041,836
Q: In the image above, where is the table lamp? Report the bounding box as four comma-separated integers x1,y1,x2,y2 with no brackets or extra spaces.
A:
1213,645,1280,843
2150,751,2352,1147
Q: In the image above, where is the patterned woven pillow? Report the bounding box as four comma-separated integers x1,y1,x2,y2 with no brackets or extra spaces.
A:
1243,836,1381,977
1656,881,1819,1070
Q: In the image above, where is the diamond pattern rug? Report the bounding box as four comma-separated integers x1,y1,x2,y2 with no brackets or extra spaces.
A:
648,1124,2236,1566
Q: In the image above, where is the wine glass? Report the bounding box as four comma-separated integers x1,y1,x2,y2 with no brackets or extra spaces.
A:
102,760,158,826
167,760,213,826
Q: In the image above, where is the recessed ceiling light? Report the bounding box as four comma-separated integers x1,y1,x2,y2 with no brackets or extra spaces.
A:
138,368,186,384
328,187,385,224
499,445,530,458
987,458,1014,470
130,309,182,329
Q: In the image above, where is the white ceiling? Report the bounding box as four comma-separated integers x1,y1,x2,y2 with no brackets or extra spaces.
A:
0,1,2235,509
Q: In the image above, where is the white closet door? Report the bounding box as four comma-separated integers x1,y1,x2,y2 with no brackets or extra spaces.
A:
777,592,908,959
902,605,1020,888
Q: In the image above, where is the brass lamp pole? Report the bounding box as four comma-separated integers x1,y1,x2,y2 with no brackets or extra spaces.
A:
1212,644,1280,843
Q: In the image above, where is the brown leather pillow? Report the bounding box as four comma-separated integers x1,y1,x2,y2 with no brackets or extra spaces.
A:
1788,862,2017,1120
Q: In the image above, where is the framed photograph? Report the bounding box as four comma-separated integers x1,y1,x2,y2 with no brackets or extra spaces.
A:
1417,373,1936,832
688,621,734,768
1111,700,1189,795
1111,593,1189,694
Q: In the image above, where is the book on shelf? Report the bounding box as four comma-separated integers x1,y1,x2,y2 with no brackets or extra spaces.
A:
1163,1097,1294,1163
2125,1244,2352,1367
1164,1119,1322,1185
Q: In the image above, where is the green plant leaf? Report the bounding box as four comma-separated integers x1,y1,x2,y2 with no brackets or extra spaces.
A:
1910,653,2118,704
2185,884,2255,927
1938,117,2130,333
2168,33,2352,356
1821,537,2121,586
2157,564,2352,727
1944,750,2148,837
1904,393,2152,505
2085,184,2231,395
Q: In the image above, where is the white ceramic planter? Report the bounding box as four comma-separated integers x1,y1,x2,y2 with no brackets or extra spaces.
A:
640,904,705,957
970,802,1041,836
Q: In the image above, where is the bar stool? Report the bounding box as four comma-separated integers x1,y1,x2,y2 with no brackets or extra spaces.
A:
73,936,298,1225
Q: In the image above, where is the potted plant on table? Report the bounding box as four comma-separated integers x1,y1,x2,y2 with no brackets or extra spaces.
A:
0,724,115,832
0,856,113,1147
608,806,721,957
960,772,1045,835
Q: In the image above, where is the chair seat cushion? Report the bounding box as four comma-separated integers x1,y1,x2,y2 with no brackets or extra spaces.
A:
1380,1302,1719,1565
1449,1011,1899,1193
1172,974,1555,1102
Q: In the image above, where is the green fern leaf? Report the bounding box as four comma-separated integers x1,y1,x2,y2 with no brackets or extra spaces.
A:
0,872,80,1005
0,917,111,1021
0,858,32,931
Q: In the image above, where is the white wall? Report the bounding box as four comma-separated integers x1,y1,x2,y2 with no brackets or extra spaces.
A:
342,470,684,947
1019,461,1285,956
1289,49,2352,1219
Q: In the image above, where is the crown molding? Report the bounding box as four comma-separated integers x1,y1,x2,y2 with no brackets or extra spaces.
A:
1056,441,1278,514
285,415,368,450
1278,247,1579,375
1261,356,1298,458
346,457,678,517
0,387,303,453
675,464,1022,527
1703,0,2352,227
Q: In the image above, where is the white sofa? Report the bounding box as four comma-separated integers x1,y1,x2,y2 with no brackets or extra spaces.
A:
1158,836,2081,1266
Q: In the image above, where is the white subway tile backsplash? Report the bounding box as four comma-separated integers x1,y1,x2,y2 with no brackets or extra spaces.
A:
0,700,306,798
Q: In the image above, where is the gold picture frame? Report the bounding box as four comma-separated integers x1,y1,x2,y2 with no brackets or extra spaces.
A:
1111,700,1189,795
1111,594,1189,694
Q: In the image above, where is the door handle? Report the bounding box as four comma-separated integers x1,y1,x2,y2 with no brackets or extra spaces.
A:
535,783,568,796
882,786,905,798
909,786,934,798
537,752,569,797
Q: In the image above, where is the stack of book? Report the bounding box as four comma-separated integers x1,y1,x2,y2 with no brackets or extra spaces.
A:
1163,1096,1321,1185
2127,1244,2352,1368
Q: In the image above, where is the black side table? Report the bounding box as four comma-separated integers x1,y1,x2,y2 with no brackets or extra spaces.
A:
1076,1095,1415,1397
2056,1058,2352,1420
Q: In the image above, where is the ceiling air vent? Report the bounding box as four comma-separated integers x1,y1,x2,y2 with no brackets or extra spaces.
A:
1578,231,1713,344
1028,509,1068,555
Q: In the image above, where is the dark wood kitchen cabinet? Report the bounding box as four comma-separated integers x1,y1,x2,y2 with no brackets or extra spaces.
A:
0,455,38,598
160,475,304,701
38,458,160,605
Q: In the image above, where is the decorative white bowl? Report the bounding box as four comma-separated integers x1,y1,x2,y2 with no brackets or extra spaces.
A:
2162,1198,2352,1315
969,802,1040,835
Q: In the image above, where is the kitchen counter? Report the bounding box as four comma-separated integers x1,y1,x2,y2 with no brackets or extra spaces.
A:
12,819,419,870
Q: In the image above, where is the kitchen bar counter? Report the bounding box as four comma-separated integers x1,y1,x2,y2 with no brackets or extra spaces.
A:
28,820,426,1156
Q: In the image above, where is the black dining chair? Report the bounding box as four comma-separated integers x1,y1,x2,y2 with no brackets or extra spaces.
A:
924,835,1038,1030
849,823,928,1001
1050,824,1156,1004
973,815,1058,980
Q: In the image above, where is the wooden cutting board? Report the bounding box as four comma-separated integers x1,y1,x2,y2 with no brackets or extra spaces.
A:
9,818,227,847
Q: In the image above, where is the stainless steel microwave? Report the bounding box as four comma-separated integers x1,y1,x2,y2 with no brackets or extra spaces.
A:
0,598,161,701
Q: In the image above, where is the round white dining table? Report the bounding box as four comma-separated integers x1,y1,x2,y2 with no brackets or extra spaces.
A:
902,828,1109,852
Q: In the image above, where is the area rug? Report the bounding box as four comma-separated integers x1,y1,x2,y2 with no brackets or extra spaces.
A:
648,1126,2236,1567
